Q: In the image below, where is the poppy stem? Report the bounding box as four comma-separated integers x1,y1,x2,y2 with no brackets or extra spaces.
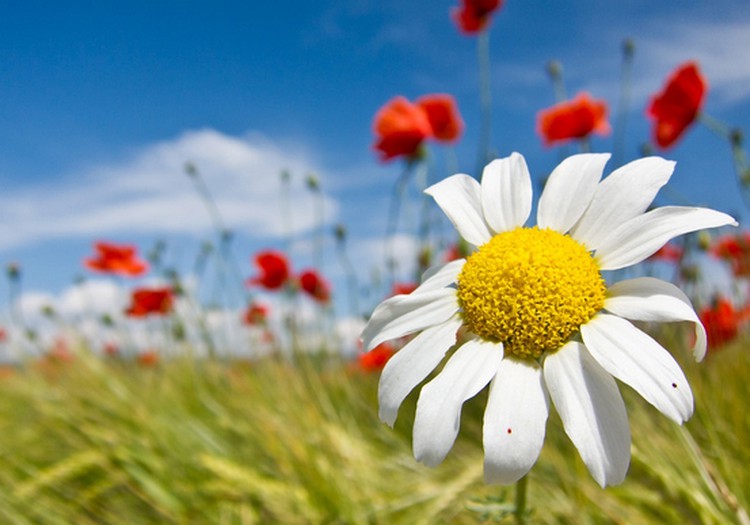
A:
384,163,414,289
514,474,529,524
476,29,493,176
613,38,635,169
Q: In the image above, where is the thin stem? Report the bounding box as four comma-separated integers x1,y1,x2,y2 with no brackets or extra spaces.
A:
384,163,414,289
476,29,493,176
514,475,528,525
698,112,733,140
613,38,635,169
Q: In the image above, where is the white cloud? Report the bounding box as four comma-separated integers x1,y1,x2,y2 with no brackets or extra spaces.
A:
0,129,340,251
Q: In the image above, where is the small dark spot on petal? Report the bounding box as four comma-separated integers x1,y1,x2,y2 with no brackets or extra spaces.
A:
507,428,512,434
671,383,678,388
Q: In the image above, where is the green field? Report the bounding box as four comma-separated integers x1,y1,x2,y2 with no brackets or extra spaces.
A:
0,333,747,525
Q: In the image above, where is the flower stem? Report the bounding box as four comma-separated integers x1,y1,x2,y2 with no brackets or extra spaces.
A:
476,29,493,176
514,475,528,524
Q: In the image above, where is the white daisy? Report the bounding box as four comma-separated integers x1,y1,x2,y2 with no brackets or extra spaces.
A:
361,152,736,487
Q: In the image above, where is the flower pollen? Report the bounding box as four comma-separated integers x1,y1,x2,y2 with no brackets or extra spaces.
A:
457,227,606,359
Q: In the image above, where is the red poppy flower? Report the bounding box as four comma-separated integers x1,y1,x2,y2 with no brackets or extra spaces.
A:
0,327,7,343
299,269,331,304
125,287,173,317
242,302,269,325
699,297,744,351
247,250,291,290
359,342,395,372
647,62,706,149
416,94,464,142
648,242,684,263
84,241,148,277
373,96,433,162
452,0,503,34
392,282,418,296
710,231,750,277
137,350,160,367
537,92,611,146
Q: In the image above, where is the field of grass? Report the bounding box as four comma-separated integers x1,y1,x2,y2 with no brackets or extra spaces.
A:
0,332,748,524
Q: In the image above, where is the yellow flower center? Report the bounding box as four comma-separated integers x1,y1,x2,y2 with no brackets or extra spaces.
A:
457,227,606,359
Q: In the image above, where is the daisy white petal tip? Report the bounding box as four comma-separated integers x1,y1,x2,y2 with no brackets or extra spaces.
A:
483,358,549,485
536,152,610,233
544,342,631,488
424,174,492,246
571,156,676,250
604,277,707,362
480,152,533,233
413,339,502,467
595,206,738,271
582,314,694,424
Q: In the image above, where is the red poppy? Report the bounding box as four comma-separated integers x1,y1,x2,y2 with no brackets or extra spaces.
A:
242,302,269,325
452,0,503,34
103,342,120,357
359,342,395,372
299,269,331,304
0,327,7,343
537,92,611,146
84,241,148,277
699,297,745,351
125,287,173,317
647,62,706,149
416,94,464,142
710,231,750,277
392,282,418,296
247,250,291,290
137,350,160,367
373,96,433,162
648,242,684,263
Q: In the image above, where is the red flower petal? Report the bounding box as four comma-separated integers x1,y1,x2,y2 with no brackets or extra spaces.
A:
537,92,611,146
647,62,706,149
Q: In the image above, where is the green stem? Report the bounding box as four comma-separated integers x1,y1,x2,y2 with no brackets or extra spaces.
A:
515,475,528,525
613,38,634,169
384,163,414,289
476,29,493,176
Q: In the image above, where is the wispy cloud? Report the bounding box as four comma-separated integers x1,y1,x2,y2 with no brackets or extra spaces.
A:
0,129,340,251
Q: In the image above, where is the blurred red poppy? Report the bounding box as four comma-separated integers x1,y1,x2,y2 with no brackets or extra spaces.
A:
647,62,706,149
137,350,160,367
247,251,291,290
710,231,750,277
537,92,611,146
373,96,433,161
242,302,269,325
125,287,173,317
392,282,418,296
648,243,684,263
299,269,331,304
84,241,148,277
416,94,464,142
699,297,746,351
359,342,395,372
0,327,7,343
452,0,503,34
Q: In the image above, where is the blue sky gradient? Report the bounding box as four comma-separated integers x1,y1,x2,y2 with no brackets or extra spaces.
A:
1,0,749,318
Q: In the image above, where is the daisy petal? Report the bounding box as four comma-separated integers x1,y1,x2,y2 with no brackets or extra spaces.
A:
413,339,502,467
483,357,549,484
595,206,737,270
378,316,463,426
605,277,707,362
413,259,465,295
581,313,694,423
361,289,458,351
537,153,610,233
480,153,533,233
572,157,674,249
544,341,631,487
425,174,493,246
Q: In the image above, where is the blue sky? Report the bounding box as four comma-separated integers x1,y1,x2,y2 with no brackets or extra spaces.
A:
1,0,749,320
